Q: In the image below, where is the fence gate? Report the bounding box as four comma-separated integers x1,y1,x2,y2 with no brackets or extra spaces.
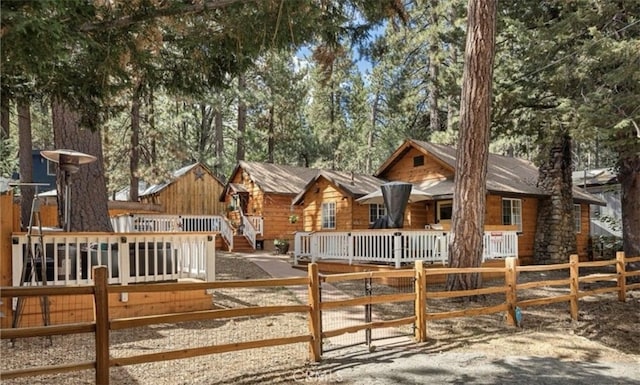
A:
319,273,415,354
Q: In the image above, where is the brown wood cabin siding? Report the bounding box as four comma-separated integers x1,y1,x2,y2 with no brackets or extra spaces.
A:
262,193,302,241
301,177,431,231
406,202,431,229
302,178,349,231
376,147,451,230
351,199,370,229
225,167,302,244
369,148,452,231
141,166,226,216
225,170,246,226
227,168,259,215
576,203,590,258
225,169,262,228
380,147,454,183
485,195,537,264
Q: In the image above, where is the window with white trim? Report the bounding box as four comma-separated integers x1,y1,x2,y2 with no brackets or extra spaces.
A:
46,160,57,176
322,202,336,229
369,204,386,224
574,204,582,233
502,198,522,232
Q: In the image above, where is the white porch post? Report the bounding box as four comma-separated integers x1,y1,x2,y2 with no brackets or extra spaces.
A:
12,237,23,287
206,234,216,282
311,234,318,263
293,232,299,265
347,233,354,265
394,232,402,268
118,237,129,302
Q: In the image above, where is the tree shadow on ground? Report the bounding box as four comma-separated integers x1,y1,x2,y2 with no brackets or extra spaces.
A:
316,345,639,385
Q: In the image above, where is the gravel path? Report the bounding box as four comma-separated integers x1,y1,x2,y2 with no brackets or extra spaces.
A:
2,252,313,385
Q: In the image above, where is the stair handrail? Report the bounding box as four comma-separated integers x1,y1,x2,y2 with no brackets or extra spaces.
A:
219,217,234,250
239,207,257,249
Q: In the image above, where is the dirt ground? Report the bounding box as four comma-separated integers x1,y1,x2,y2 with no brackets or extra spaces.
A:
328,262,640,362
2,253,638,385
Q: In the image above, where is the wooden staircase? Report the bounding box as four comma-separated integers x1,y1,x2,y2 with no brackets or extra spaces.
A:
229,235,254,253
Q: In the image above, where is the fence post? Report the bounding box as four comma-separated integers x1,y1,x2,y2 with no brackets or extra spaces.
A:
504,257,517,326
569,254,579,321
414,260,427,342
307,263,321,362
616,251,627,302
94,266,110,385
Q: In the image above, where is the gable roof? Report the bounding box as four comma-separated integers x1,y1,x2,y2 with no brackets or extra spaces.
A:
378,139,604,205
139,162,223,197
572,168,617,187
292,170,387,204
113,181,148,201
230,161,320,195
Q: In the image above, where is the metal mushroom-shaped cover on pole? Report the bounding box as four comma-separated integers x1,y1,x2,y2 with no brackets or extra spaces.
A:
40,149,97,231
381,181,412,228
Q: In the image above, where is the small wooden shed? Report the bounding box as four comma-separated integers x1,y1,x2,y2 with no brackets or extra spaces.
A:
140,162,227,216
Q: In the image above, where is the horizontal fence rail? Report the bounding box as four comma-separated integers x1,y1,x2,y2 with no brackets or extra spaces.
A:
2,252,638,384
11,232,216,286
294,230,517,267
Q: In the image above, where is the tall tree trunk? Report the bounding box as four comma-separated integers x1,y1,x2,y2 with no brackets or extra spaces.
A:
236,74,247,161
366,91,380,174
18,101,34,231
534,132,576,264
0,93,9,140
267,104,275,163
618,152,640,258
329,78,336,169
51,98,112,232
446,5,459,133
149,91,157,165
214,108,224,179
130,84,142,202
198,104,214,160
428,0,440,133
446,0,497,292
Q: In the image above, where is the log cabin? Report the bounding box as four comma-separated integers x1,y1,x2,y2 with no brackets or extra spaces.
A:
293,139,603,264
220,161,319,250
223,140,603,260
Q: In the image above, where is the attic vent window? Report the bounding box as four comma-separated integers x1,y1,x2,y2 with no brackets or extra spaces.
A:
413,155,425,167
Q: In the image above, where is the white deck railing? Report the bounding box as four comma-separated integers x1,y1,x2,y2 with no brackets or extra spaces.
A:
111,214,234,249
11,232,216,287
294,230,517,268
483,231,518,259
111,214,225,232
246,216,263,235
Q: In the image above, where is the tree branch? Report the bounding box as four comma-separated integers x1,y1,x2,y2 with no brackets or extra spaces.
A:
80,0,258,32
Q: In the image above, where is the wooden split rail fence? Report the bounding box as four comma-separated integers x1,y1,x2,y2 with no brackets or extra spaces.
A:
2,252,639,384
